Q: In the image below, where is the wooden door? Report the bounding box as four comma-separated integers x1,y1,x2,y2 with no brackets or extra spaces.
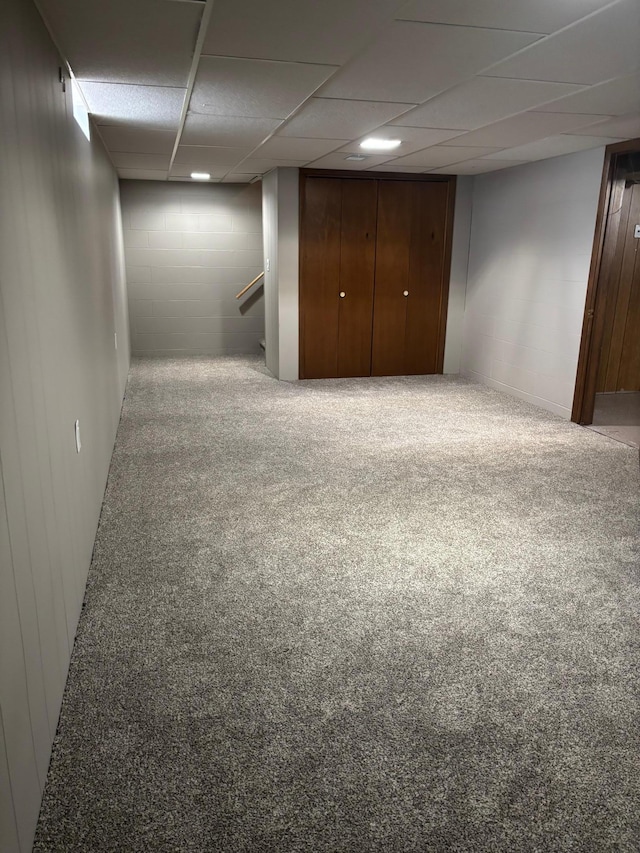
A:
596,181,640,392
371,180,450,376
300,177,377,379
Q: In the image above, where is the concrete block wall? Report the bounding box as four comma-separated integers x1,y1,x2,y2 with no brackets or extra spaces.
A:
120,181,265,356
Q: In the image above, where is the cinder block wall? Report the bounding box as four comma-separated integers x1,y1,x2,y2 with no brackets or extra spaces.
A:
120,180,264,356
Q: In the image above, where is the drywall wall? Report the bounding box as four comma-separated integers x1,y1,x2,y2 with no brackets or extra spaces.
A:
120,180,264,356
462,147,605,418
443,176,473,374
0,0,129,850
262,168,300,381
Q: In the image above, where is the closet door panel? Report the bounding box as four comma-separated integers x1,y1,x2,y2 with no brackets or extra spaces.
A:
300,178,342,379
404,182,449,375
371,181,412,376
337,179,378,377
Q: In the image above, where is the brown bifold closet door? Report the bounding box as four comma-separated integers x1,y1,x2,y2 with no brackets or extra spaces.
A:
372,180,450,376
300,177,377,378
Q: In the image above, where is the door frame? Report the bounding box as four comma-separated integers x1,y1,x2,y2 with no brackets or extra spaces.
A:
298,169,457,380
572,137,640,423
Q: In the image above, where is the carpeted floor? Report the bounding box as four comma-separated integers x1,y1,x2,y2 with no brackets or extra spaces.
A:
34,357,640,852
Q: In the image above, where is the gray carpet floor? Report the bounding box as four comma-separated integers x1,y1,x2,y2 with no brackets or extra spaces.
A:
35,357,640,852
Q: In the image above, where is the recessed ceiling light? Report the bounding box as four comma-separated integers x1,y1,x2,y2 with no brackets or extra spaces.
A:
360,138,401,151
190,171,211,180
345,154,367,161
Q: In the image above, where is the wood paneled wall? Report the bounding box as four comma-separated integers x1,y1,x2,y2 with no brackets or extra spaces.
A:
0,1,130,850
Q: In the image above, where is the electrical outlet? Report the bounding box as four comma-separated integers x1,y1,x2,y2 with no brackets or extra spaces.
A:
75,420,81,453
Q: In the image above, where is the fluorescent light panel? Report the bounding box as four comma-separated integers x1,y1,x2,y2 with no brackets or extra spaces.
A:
190,171,211,180
360,137,401,151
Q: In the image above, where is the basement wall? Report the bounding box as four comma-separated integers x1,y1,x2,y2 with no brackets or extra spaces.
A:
462,147,605,418
0,0,130,850
120,180,264,357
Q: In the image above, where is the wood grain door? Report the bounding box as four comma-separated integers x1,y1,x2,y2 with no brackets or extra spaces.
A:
597,181,640,392
300,177,377,379
371,180,450,376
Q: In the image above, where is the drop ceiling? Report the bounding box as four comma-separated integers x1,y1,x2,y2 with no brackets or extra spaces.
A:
36,0,640,181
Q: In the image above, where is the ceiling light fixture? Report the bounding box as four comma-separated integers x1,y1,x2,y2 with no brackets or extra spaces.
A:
360,138,401,151
345,154,368,161
190,171,211,180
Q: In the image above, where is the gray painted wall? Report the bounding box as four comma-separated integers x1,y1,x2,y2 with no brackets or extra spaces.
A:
120,180,264,356
462,147,605,418
0,0,129,850
262,168,300,381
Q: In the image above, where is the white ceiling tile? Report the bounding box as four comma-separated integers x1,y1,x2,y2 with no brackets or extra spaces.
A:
279,98,416,139
117,169,169,181
483,134,617,161
428,158,529,175
536,72,640,115
365,164,430,173
253,137,350,160
181,114,281,147
174,145,252,168
234,158,309,174
191,57,336,120
79,82,185,132
37,0,203,86
222,174,259,183
319,21,540,103
306,153,396,170
389,146,502,168
445,111,611,148
169,165,228,179
98,127,177,154
339,126,465,154
202,0,402,64
110,152,171,170
570,113,640,139
390,77,586,131
398,0,614,35
485,0,640,85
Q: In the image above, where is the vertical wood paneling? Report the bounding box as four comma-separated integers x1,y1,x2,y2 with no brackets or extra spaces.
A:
300,178,342,379
0,0,130,849
336,179,378,378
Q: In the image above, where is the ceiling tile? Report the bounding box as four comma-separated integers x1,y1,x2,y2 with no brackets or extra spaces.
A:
485,0,640,85
483,134,617,161
117,169,169,181
365,164,430,173
391,77,585,131
445,111,611,148
110,153,171,170
98,127,177,155
79,82,185,132
202,0,402,64
570,113,640,139
173,145,252,168
253,137,350,160
191,57,336,120
318,21,540,103
428,158,529,175
339,126,465,154
169,165,228,179
234,158,309,174
306,153,396,170
388,146,502,168
37,0,203,86
279,98,416,139
181,114,281,147
536,72,640,115
398,0,614,35
222,174,259,183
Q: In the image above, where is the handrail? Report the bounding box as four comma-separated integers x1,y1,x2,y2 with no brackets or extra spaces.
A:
235,271,264,300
